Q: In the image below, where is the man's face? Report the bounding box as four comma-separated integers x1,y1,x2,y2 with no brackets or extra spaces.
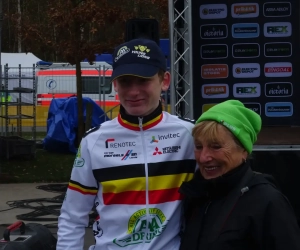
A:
113,72,170,116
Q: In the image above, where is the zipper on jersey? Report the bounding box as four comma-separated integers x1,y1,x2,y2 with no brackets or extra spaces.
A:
138,117,150,247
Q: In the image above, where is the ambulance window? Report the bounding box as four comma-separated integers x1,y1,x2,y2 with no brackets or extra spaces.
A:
82,76,112,94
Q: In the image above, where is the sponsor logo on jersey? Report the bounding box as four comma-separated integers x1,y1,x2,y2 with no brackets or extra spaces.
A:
153,146,181,155
113,208,168,247
150,136,159,143
73,144,85,167
105,139,136,148
156,133,180,140
103,150,138,159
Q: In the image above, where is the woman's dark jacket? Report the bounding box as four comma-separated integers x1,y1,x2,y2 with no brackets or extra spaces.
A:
179,162,300,250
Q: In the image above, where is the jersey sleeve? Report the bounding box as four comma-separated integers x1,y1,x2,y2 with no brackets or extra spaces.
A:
57,136,98,250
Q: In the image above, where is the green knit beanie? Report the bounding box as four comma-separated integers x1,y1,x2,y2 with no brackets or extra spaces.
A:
196,100,262,153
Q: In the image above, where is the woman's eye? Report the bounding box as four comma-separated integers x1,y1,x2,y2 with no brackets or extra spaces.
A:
194,145,202,150
211,144,221,149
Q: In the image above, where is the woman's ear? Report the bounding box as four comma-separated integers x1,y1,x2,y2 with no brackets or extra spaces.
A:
242,150,248,162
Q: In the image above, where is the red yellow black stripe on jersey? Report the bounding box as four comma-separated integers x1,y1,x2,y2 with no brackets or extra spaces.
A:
118,113,163,131
68,180,98,195
117,102,163,131
93,159,196,205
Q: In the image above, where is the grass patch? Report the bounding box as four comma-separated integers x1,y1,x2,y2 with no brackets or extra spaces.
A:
0,149,75,183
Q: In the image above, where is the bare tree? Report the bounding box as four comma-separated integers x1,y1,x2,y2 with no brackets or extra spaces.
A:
6,0,169,144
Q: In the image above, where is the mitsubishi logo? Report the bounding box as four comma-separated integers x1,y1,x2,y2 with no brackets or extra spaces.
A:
153,147,162,155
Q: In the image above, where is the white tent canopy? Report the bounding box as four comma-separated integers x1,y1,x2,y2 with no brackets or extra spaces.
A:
0,53,42,103
1,52,41,68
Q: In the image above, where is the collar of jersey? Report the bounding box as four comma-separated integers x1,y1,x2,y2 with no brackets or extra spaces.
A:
118,103,163,131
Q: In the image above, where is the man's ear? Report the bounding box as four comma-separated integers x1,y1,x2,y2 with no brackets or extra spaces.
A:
113,80,118,92
161,71,171,91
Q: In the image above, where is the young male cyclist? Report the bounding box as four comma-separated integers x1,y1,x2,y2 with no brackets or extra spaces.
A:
57,38,196,250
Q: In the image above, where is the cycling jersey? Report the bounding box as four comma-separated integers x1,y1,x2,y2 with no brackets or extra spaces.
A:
57,104,196,250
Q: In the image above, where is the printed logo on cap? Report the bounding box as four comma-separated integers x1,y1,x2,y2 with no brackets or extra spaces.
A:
131,45,151,60
201,64,228,79
233,63,260,78
233,83,261,98
264,43,292,57
265,102,293,117
200,24,228,39
232,43,260,58
263,2,291,17
201,44,228,59
114,46,130,62
231,3,259,18
232,23,260,38
200,4,227,19
264,22,292,37
264,62,292,77
244,102,261,115
201,84,229,99
265,82,293,97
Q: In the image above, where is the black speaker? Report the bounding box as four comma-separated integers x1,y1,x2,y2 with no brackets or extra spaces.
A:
0,221,56,250
125,18,160,45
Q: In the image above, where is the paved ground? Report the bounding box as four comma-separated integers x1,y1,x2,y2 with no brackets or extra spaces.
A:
0,183,94,249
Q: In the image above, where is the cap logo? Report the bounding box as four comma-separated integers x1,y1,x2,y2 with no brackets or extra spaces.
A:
132,45,151,59
134,45,150,53
219,120,240,134
114,46,130,62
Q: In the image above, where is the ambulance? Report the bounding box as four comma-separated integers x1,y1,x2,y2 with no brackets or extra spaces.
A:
35,61,119,110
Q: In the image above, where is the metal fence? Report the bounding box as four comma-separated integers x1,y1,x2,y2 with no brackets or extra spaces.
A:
0,64,36,138
0,64,171,139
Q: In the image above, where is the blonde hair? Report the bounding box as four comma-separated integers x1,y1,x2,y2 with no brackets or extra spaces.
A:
192,120,244,149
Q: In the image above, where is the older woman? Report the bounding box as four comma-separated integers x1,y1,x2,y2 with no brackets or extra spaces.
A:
179,100,300,250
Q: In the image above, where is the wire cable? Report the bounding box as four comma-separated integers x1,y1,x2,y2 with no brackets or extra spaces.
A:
0,184,97,228
0,207,16,212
